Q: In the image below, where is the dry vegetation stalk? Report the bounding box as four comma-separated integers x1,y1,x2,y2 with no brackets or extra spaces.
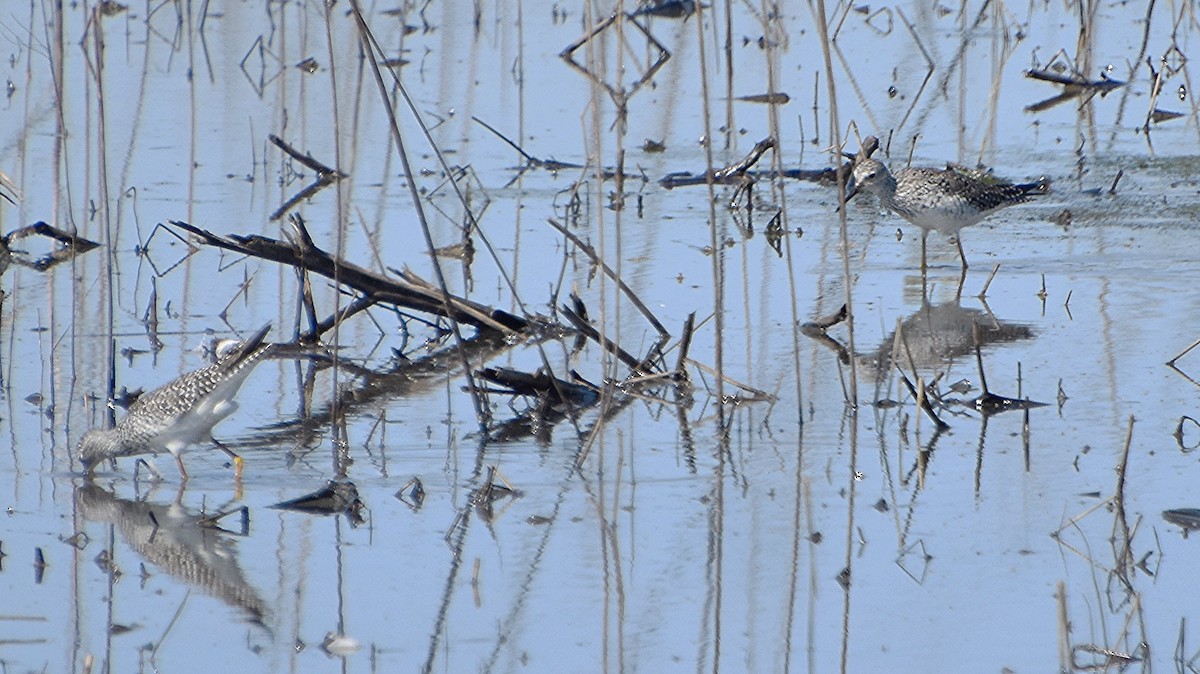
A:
546,218,669,340
348,3,493,429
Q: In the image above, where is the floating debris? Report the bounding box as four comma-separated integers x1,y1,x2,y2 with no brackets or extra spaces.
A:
395,477,426,510
272,480,366,527
477,367,599,408
628,0,698,19
98,0,127,16
947,378,973,394
972,391,1047,415
736,92,790,105
433,239,474,262
1025,68,1124,112
800,304,848,332
322,632,361,657
1150,108,1184,123
1071,643,1143,669
660,136,775,188
468,465,521,525
1163,508,1200,537
641,138,666,153
1,221,100,272
1026,68,1125,92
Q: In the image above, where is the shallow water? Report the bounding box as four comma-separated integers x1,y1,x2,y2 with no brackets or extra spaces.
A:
2,1,1199,672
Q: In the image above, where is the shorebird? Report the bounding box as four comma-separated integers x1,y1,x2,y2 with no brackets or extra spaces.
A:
78,323,274,481
844,156,1049,270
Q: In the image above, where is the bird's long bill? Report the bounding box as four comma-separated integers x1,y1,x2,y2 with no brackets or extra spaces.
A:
842,177,860,204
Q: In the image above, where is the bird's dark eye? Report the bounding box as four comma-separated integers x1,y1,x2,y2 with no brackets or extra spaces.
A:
865,171,877,180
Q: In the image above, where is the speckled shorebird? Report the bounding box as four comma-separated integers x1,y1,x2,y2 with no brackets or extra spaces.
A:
78,324,274,481
845,156,1049,270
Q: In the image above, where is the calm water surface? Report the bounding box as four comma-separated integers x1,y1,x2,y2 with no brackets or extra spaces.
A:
1,1,1199,672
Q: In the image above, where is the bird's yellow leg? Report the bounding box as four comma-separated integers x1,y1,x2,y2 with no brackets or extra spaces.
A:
213,438,244,479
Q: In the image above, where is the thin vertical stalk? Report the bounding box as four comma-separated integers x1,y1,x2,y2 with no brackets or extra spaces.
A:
347,1,491,432
723,0,734,149
323,0,350,474
87,5,118,428
810,1,855,400
811,1,859,673
691,3,727,671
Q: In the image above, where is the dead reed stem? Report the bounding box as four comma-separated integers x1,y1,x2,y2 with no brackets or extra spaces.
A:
1114,414,1135,515
561,300,650,375
812,1,856,406
683,358,775,401
686,4,730,666
167,219,522,333
978,263,1001,297
675,313,696,376
546,218,669,339
349,2,492,431
354,3,586,437
812,3,864,671
1167,335,1200,365
1056,581,1071,668
972,322,990,395
893,6,935,136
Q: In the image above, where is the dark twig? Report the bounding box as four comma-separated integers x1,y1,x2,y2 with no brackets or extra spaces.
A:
546,218,669,340
471,116,598,175
1115,415,1135,510
268,134,344,177
1,221,101,271
675,312,696,376
800,303,848,331
1108,169,1124,194
1168,335,1200,366
660,136,776,188
561,297,653,375
268,134,346,221
166,219,526,334
895,368,950,431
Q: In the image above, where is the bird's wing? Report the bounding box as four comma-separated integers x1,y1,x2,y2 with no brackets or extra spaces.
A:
899,166,1031,213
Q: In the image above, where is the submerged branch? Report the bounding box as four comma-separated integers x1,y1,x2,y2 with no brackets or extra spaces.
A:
166,218,526,334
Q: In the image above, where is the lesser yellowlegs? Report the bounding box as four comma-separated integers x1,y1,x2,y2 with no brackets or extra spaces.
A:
78,323,274,481
845,156,1049,270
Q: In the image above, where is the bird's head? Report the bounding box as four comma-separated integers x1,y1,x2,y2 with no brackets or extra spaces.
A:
844,157,890,202
77,429,114,475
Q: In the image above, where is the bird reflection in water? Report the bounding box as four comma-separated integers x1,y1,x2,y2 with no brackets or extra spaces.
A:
802,298,1039,412
76,483,268,628
806,296,1051,426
